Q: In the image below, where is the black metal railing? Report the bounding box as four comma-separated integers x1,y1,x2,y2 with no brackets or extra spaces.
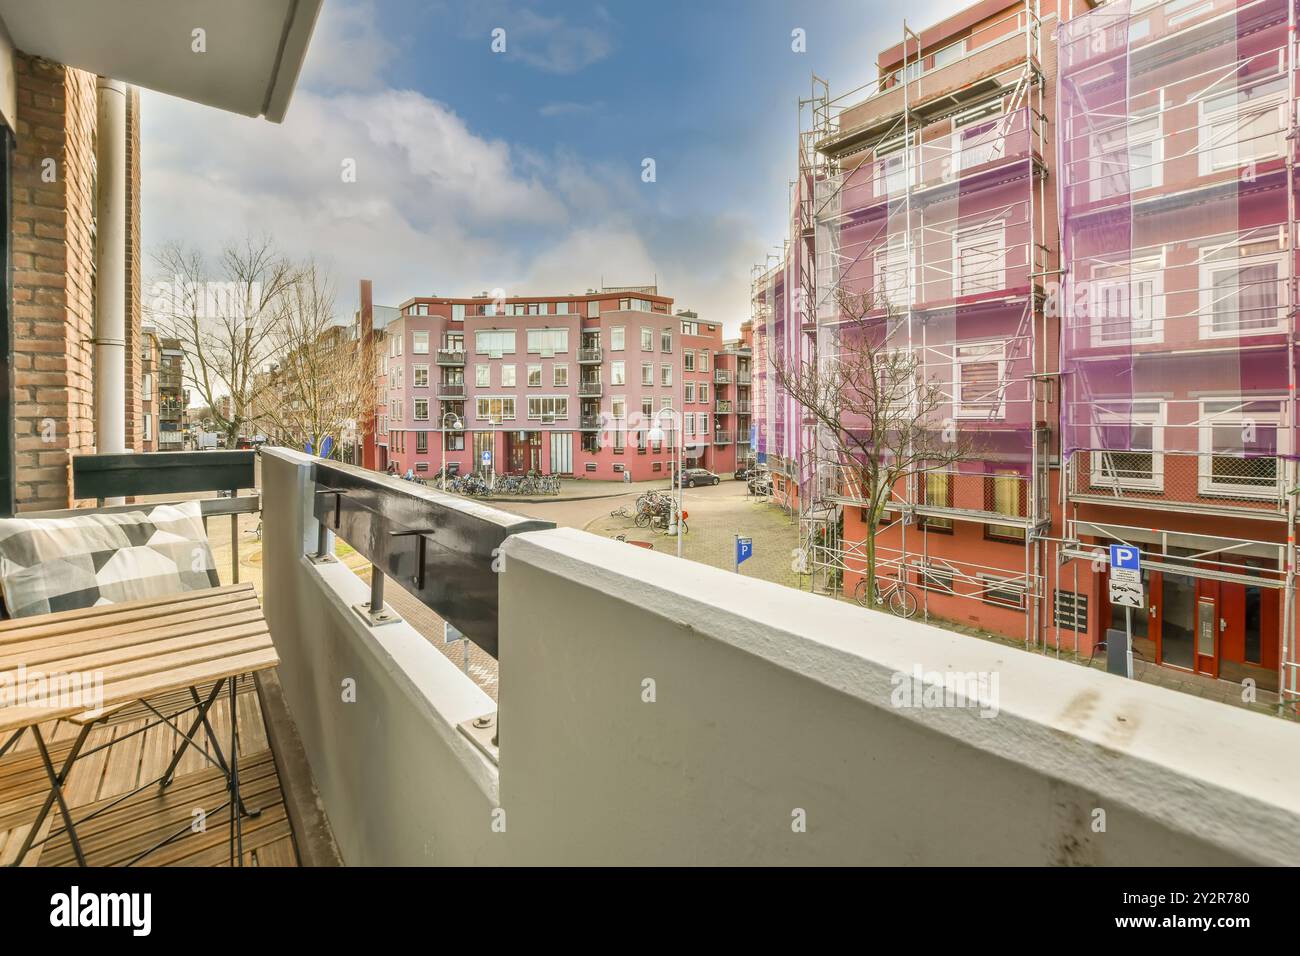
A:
34,451,261,583
309,460,555,658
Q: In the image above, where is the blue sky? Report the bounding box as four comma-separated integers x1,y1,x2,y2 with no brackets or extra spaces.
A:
142,0,965,334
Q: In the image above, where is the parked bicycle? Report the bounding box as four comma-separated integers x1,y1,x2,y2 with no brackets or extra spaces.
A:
853,574,917,618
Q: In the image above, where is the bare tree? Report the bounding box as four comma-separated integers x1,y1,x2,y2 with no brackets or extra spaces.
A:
252,261,375,458
771,287,979,606
148,236,296,447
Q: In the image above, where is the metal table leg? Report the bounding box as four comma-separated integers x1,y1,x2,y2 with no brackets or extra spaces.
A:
158,678,226,789
229,674,242,866
14,723,93,866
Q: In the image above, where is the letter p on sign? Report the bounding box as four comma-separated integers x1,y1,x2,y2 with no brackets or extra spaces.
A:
1109,544,1140,571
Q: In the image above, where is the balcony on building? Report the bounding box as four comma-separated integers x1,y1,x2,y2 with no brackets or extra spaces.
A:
736,400,752,415
737,371,752,385
715,400,733,414
578,380,603,398
714,430,733,445
437,382,467,399
714,370,731,384
578,347,603,364
58,444,1281,865
578,413,602,430
436,349,466,366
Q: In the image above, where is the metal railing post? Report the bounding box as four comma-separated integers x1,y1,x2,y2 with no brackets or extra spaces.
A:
354,563,399,626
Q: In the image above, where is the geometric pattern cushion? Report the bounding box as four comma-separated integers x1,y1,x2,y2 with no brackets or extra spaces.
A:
0,500,219,618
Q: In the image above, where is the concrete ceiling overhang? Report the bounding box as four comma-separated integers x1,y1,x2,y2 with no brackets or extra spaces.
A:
0,0,322,122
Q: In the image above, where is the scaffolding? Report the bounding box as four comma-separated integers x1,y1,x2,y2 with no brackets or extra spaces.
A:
768,0,1053,642
1056,0,1299,708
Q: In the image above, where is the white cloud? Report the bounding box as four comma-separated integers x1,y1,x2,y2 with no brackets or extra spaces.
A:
140,0,756,336
298,0,397,92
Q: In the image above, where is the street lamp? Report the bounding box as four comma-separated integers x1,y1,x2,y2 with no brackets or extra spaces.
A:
441,411,464,492
647,407,684,559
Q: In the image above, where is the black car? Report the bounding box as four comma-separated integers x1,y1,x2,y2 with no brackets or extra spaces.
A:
680,468,720,488
733,465,762,481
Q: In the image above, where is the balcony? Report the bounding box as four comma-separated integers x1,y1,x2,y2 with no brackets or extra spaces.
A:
0,451,337,867
254,448,1300,863
5,447,1299,866
736,401,752,415
715,400,732,414
714,431,733,444
714,370,731,384
579,414,602,430
578,380,603,398
437,382,466,399
436,350,466,366
578,347,603,364
737,372,752,385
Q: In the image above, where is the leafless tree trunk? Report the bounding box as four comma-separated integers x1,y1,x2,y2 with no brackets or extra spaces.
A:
148,236,296,447
770,287,979,606
252,261,375,457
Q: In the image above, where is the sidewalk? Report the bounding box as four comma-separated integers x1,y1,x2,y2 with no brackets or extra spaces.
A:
444,476,673,505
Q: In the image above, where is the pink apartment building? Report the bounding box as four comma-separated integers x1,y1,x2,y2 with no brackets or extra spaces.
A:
372,288,729,482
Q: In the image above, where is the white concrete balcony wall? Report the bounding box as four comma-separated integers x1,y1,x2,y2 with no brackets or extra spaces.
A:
260,448,1300,865
499,531,1300,865
261,449,503,865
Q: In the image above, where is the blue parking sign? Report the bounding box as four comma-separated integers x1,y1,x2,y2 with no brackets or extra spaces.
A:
1109,544,1140,571
736,536,753,567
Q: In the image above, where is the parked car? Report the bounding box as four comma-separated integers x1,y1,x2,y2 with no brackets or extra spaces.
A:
733,465,764,481
680,467,720,488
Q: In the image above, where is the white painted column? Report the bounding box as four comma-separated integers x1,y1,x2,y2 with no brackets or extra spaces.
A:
94,77,127,475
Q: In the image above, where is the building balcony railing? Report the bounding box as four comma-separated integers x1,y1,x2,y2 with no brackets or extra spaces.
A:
736,401,752,415
9,449,1292,867
242,446,1300,864
714,370,731,384
579,414,602,430
437,383,466,399
737,372,752,385
714,431,733,444
715,401,732,414
436,349,466,366
578,381,603,397
578,347,603,364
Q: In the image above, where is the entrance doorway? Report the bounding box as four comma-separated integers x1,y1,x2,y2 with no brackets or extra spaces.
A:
1100,548,1279,686
505,431,541,473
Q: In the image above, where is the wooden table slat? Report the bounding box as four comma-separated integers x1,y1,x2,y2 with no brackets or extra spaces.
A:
0,606,266,671
0,584,256,640
0,588,277,734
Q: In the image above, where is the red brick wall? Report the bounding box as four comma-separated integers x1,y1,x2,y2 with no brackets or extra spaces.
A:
10,56,141,511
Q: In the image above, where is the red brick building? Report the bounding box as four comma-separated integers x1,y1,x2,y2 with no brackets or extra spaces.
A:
359,284,748,482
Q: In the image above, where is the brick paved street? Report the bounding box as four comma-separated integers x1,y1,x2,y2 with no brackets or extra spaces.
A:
581,480,803,589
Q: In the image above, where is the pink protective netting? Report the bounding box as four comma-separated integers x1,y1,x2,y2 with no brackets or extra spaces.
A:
1058,0,1295,470
812,87,1041,478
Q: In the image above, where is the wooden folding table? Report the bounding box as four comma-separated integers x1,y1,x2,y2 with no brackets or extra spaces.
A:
0,583,278,866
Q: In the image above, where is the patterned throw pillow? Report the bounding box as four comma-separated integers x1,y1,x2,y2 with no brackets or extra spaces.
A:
0,501,220,618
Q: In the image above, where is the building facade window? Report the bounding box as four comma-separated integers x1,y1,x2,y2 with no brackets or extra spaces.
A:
475,330,517,354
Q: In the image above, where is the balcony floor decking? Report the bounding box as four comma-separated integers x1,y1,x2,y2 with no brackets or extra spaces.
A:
0,675,297,867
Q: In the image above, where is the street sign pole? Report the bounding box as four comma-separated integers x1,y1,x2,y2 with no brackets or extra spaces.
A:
1108,544,1142,679
1125,604,1133,678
